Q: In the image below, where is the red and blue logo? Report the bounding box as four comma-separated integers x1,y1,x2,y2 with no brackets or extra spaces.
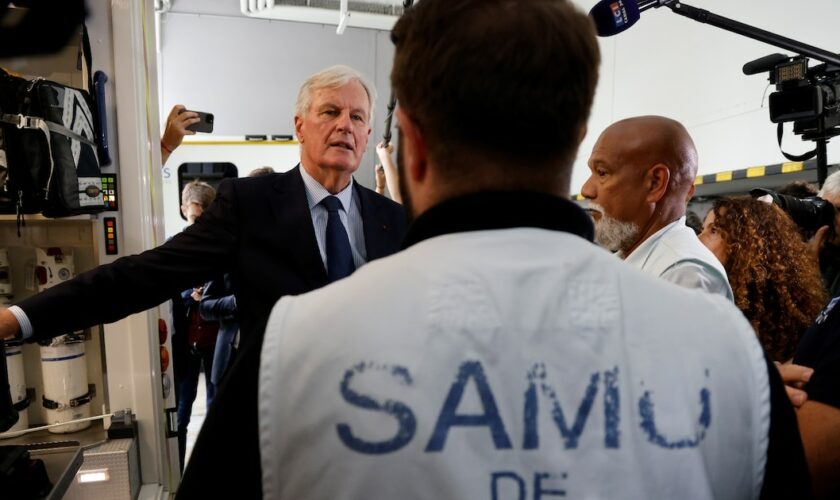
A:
610,1,625,27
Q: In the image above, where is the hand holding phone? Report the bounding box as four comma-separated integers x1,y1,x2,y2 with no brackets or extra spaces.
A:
181,109,214,133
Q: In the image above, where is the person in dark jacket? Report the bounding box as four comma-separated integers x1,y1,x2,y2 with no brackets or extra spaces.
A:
199,274,237,386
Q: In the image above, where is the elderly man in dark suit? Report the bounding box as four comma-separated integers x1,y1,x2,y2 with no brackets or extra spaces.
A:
0,65,404,345
0,64,406,477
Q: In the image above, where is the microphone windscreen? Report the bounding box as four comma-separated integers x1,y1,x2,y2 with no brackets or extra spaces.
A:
589,0,641,37
742,53,788,75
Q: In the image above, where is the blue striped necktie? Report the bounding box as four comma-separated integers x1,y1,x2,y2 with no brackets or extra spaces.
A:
321,195,356,282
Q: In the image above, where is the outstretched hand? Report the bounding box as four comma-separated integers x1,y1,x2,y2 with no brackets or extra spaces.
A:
0,308,21,340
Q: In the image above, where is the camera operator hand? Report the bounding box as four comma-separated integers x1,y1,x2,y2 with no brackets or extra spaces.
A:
807,225,831,262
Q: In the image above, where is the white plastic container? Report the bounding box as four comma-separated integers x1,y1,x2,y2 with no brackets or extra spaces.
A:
2,340,28,436
40,338,90,433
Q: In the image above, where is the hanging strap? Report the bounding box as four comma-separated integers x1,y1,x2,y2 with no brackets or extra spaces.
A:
777,123,817,162
44,121,97,148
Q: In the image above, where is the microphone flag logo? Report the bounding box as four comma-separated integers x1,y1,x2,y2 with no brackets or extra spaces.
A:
610,1,626,27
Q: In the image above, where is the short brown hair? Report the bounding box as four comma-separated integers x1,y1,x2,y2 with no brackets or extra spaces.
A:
181,180,216,210
391,0,599,178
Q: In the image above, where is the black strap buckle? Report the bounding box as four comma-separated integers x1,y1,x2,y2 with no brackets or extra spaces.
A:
42,390,91,410
12,394,30,413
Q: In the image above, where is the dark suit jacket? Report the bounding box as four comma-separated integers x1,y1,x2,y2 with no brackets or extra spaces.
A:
18,166,406,349
15,167,406,497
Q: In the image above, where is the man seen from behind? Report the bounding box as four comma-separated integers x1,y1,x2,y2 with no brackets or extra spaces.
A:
250,1,809,499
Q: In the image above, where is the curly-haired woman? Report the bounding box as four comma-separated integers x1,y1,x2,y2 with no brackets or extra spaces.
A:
699,196,828,361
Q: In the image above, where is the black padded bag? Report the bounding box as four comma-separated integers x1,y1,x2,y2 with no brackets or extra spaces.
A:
0,25,104,224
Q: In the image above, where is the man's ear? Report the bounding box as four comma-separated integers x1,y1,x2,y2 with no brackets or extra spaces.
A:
294,115,304,143
685,184,696,204
577,124,588,144
395,107,428,183
646,164,670,204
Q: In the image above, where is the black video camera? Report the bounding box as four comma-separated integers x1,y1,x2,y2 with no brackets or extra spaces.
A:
750,188,836,234
745,54,840,140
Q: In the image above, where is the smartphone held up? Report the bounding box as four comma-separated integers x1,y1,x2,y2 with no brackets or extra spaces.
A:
181,109,214,133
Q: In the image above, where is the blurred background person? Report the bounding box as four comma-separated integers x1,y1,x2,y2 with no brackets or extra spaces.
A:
811,172,840,297
172,180,221,471
777,180,818,199
199,167,274,387
248,166,275,177
700,196,827,361
685,209,703,235
199,275,235,387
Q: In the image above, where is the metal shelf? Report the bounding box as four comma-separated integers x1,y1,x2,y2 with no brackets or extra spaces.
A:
0,214,97,223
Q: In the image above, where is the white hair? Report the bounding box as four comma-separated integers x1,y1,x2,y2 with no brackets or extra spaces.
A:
295,65,377,119
818,170,840,201
589,202,640,253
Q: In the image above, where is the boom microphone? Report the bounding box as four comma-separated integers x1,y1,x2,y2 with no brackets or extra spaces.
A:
589,0,661,37
742,53,788,76
589,0,640,37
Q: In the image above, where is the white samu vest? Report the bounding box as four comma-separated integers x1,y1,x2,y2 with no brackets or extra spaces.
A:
259,229,769,500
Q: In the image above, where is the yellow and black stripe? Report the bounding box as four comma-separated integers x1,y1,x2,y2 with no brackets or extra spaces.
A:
572,160,838,201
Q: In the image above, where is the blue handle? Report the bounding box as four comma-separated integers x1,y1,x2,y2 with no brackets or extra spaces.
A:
94,70,112,166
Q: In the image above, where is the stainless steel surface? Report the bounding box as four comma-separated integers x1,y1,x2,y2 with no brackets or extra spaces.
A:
64,438,140,500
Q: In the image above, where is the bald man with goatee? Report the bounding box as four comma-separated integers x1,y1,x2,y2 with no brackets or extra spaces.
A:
582,115,732,299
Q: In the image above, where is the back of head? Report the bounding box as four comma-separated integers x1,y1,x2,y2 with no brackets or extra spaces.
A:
685,210,703,235
181,179,216,210
391,0,599,188
777,180,817,199
711,196,826,360
818,170,840,203
248,166,276,177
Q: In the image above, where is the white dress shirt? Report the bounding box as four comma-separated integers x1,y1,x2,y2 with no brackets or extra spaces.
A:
299,165,368,272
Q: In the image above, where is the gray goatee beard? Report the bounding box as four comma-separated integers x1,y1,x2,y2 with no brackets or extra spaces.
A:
589,202,639,253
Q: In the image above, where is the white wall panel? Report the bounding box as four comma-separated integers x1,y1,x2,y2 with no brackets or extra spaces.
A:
159,10,391,188
159,0,840,193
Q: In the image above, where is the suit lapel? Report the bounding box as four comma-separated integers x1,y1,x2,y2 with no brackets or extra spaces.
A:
270,166,329,287
355,182,395,261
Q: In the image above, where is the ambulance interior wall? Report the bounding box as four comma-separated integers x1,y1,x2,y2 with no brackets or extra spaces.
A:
159,0,840,196
0,1,121,431
0,221,106,428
